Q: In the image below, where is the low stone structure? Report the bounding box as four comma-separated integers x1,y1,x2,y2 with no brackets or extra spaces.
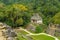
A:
26,24,36,32
46,23,60,36
0,22,17,40
31,13,43,24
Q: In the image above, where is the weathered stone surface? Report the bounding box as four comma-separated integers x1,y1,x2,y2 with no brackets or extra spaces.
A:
7,37,13,40
26,24,36,32
0,27,6,40
46,24,60,36
0,22,3,26
31,14,43,24
0,22,17,40
4,27,17,37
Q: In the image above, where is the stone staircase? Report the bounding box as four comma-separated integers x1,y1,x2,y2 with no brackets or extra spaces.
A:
0,22,17,40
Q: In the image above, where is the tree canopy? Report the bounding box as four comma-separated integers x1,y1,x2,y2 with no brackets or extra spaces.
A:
0,0,60,27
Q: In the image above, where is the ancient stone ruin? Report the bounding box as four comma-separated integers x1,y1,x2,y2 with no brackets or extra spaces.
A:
46,23,60,36
0,22,17,40
26,24,36,32
31,13,43,24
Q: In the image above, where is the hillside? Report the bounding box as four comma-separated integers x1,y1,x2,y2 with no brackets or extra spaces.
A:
0,0,60,40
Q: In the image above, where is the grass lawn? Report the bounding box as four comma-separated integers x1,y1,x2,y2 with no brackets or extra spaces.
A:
17,33,27,40
17,31,29,40
58,37,60,40
20,30,28,35
16,29,57,40
17,33,56,40
30,34,55,40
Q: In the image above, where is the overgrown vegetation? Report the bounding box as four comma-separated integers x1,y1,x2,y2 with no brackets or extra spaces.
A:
30,35,55,40
0,0,60,27
17,31,56,40
0,0,60,40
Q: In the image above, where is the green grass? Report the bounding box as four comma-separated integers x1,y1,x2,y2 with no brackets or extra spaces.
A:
17,33,27,40
17,33,55,40
30,35,55,40
17,31,29,40
16,30,56,40
20,30,28,35
58,37,60,40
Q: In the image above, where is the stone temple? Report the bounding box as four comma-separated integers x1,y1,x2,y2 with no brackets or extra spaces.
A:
31,13,43,24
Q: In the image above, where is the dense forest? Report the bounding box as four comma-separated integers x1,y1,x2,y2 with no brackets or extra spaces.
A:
0,0,60,27
0,0,60,40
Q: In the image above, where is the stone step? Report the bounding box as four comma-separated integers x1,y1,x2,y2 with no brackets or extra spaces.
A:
0,33,2,36
0,36,6,40
0,28,6,40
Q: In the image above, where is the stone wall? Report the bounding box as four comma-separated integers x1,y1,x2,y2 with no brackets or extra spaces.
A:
46,24,60,37
0,22,17,40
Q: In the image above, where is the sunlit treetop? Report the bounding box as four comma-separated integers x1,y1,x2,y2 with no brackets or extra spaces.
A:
13,4,28,11
53,12,60,24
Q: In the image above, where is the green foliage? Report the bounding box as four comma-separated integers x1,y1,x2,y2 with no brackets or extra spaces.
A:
35,26,42,33
0,0,60,27
17,33,27,40
35,24,47,33
16,18,23,26
53,12,60,24
0,2,5,21
30,35,55,40
0,3,32,27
